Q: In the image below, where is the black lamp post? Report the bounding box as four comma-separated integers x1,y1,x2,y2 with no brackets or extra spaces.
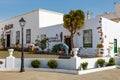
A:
19,17,26,72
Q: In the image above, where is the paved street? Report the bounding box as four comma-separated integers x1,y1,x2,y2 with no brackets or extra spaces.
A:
0,69,120,80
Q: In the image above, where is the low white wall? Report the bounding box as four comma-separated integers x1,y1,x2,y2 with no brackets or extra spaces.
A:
15,58,77,70
1,49,118,70
0,59,5,68
115,57,120,65
14,57,111,70
81,57,110,69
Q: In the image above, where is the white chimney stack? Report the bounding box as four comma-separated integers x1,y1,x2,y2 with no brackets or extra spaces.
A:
87,11,91,19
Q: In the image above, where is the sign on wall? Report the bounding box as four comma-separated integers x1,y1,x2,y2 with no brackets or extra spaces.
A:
4,24,13,31
48,37,61,42
83,29,92,48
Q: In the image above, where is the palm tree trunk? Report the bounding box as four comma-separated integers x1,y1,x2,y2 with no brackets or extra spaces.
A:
70,34,74,49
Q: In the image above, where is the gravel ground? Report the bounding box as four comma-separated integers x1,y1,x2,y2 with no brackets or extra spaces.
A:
0,69,120,80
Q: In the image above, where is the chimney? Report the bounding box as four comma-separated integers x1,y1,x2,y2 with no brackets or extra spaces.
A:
87,11,91,19
114,2,120,13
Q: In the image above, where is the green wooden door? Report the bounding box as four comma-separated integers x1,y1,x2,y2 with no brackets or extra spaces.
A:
114,39,117,53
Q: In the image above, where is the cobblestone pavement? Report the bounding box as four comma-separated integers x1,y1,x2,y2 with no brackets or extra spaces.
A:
0,69,120,80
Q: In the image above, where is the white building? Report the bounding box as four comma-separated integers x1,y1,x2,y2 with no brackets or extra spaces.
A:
0,9,63,48
39,16,120,57
1,4,120,57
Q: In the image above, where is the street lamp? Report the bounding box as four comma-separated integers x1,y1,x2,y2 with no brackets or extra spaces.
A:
19,17,26,72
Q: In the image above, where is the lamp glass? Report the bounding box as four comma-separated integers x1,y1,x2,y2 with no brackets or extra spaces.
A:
19,17,26,27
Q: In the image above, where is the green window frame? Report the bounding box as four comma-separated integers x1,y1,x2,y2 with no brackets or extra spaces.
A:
83,29,92,48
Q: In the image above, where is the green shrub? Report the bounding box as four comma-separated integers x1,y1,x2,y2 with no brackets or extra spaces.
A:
47,59,57,68
107,58,116,66
81,62,88,70
31,60,40,68
96,59,105,67
52,44,61,53
52,44,66,54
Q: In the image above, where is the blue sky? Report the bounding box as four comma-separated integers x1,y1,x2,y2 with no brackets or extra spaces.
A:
0,0,119,20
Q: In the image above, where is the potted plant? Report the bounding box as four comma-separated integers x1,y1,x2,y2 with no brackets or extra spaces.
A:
81,62,88,70
97,44,104,48
106,58,116,66
96,59,105,67
96,44,104,57
16,42,19,49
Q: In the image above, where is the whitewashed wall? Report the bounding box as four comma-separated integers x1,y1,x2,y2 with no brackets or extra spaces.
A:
73,18,101,55
39,24,70,49
39,9,63,28
81,57,110,69
1,55,120,70
0,10,39,47
39,17,101,56
0,59,5,68
115,57,120,65
102,17,120,56
14,57,112,70
15,58,77,70
0,9,64,48
114,57,120,65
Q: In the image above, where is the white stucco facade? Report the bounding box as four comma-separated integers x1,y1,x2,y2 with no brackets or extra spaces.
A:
39,16,120,56
0,10,40,47
0,9,63,48
76,17,120,56
39,9,63,28
102,18,120,56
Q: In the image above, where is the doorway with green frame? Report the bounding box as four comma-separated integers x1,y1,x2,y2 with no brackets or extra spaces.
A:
114,39,117,54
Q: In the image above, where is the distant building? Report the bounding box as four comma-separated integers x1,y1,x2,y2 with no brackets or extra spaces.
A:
97,3,120,22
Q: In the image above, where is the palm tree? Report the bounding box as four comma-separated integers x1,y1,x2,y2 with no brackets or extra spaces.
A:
63,9,85,49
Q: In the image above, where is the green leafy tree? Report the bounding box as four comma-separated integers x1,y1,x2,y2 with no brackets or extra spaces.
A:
0,38,5,48
35,38,48,51
35,39,41,46
63,10,85,48
40,38,48,51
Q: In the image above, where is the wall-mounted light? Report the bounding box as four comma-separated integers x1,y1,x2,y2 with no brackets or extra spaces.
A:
77,32,80,36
